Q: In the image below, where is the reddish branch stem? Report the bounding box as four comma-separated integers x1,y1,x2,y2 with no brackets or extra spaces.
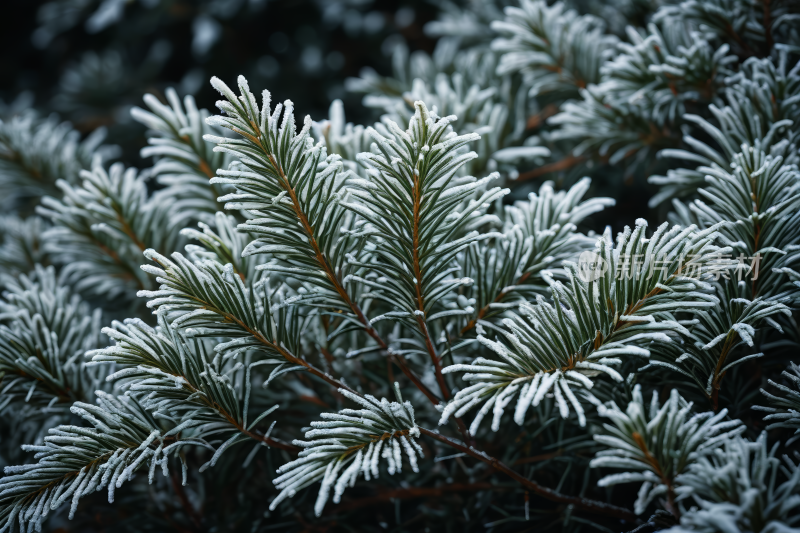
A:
631,432,679,519
170,471,203,529
262,151,442,406
461,272,533,335
526,104,559,130
419,428,639,523
408,146,473,444
331,482,506,512
516,155,585,183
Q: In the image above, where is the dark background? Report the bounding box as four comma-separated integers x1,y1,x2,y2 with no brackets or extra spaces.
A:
0,0,439,166
0,0,657,233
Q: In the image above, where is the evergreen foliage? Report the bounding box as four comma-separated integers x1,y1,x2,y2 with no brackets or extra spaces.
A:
1,0,799,531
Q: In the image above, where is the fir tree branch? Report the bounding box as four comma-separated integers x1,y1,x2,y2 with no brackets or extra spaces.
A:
37,161,186,300
269,385,425,516
491,0,618,97
140,250,354,395
442,220,725,432
591,386,745,516
754,362,800,445
91,316,297,452
203,77,443,406
458,178,611,336
0,112,116,212
0,393,179,532
0,266,106,413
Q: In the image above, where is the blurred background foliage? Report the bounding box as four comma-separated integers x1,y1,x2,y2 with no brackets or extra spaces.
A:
0,0,662,236
1,0,439,164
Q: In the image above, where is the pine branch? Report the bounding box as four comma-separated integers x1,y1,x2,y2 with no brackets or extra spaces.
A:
673,432,800,531
270,385,423,516
346,43,543,178
132,88,231,222
550,21,736,167
650,142,799,401
458,177,613,335
676,147,800,299
342,100,509,441
491,0,618,97
345,101,506,395
203,78,422,388
139,249,352,395
0,392,176,533
89,316,296,452
649,53,800,206
37,161,181,300
644,281,790,406
442,220,725,432
0,266,106,414
656,0,785,58
181,212,255,282
590,386,745,517
0,111,116,213
201,78,483,412
754,362,800,444
0,216,49,278
312,99,372,177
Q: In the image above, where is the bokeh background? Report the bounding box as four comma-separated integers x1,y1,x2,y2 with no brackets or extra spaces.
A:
1,1,440,167
1,0,657,236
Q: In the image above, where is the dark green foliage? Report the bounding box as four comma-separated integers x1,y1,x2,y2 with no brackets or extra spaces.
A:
1,1,799,532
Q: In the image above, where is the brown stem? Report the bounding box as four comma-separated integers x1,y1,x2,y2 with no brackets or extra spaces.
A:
408,151,451,405
175,130,220,185
168,366,299,452
709,333,738,411
197,158,214,180
15,451,120,508
537,64,586,89
514,449,563,465
330,482,505,512
151,256,355,398
724,22,758,58
516,156,585,183
750,169,762,299
170,471,203,529
386,357,395,385
81,229,145,289
118,217,146,252
204,300,348,396
411,318,474,443
4,367,77,404
108,203,146,252
526,104,559,130
262,153,441,406
2,151,44,182
763,0,773,53
461,271,533,335
390,352,441,406
419,428,639,523
416,315,450,401
631,432,679,520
